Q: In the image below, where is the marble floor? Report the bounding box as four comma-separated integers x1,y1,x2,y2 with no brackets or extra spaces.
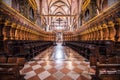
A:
20,43,95,80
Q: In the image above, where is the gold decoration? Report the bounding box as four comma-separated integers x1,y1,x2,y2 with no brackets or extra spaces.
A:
28,0,37,10
82,0,90,11
11,23,17,28
108,21,114,27
5,20,12,26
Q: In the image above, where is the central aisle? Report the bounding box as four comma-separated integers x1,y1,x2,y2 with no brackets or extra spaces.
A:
20,43,95,80
51,43,67,60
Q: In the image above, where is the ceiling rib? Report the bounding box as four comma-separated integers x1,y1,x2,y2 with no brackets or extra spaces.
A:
41,15,76,17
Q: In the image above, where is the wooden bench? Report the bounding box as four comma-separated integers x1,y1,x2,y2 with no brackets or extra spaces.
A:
0,57,25,80
94,62,120,80
64,41,99,59
2,40,53,60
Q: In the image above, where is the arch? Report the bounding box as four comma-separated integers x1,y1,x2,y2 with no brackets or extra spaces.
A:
51,6,67,14
85,9,90,21
49,0,70,9
55,12,65,15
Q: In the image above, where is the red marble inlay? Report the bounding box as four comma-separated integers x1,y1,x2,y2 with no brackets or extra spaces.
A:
40,62,47,66
73,67,83,74
60,67,71,74
30,62,38,66
27,75,40,80
23,67,33,73
61,75,73,80
47,68,57,74
34,68,45,74
44,75,57,80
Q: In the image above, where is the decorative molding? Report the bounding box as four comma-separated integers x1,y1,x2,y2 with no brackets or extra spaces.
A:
82,0,90,11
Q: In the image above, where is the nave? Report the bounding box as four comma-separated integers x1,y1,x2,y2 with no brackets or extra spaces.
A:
0,0,120,80
20,43,95,80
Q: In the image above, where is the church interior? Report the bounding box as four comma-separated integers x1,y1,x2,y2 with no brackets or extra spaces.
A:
0,0,120,80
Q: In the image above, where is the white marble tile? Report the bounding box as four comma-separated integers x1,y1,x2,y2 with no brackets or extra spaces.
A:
33,57,40,60
38,71,51,80
43,65,52,70
66,65,74,70
23,64,31,69
74,61,81,64
54,65,64,70
37,61,44,64
24,71,36,79
67,71,80,79
83,61,90,64
70,58,77,61
77,65,87,70
53,71,65,79
81,72,92,80
28,61,35,64
32,64,41,70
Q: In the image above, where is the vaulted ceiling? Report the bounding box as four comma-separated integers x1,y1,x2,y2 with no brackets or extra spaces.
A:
42,0,78,15
41,0,81,32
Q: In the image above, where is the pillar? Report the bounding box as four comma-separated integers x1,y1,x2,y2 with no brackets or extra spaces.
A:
3,20,12,40
115,18,120,41
98,25,103,40
10,23,17,40
108,21,116,41
15,25,21,40
102,23,109,40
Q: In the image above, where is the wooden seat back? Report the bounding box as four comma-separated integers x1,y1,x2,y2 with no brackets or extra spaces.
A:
16,57,25,66
108,56,117,64
0,57,7,63
99,55,106,64
7,57,17,63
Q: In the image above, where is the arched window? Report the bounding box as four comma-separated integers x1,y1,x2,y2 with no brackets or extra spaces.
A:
85,9,90,21
29,7,34,20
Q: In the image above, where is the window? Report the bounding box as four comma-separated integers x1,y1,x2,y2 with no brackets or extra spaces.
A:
29,7,34,20
85,9,90,21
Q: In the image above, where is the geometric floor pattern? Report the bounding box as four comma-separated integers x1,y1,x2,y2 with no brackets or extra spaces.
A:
20,45,95,80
